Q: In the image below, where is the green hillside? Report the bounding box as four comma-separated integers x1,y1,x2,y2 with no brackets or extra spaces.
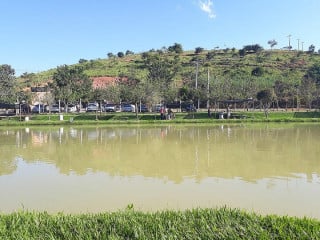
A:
33,49,320,81
30,48,319,84
20,46,320,109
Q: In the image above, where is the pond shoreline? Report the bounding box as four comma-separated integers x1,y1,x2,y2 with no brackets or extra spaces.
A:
0,111,320,126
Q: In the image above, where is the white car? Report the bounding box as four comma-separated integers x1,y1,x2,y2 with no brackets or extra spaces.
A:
67,104,77,112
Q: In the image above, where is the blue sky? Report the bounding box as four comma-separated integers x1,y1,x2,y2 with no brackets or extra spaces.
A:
1,0,320,76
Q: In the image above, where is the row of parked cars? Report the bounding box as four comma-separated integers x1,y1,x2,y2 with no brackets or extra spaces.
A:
31,103,149,113
87,103,149,113
31,102,196,114
31,104,78,113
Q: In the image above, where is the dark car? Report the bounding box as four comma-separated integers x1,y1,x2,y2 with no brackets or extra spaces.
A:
138,104,149,113
32,104,47,113
181,103,196,112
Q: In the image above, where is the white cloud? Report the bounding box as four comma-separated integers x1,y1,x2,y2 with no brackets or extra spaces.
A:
199,0,216,19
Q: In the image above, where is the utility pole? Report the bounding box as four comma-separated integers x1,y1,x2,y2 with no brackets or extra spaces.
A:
287,34,292,50
195,60,199,89
297,38,300,51
194,59,200,110
207,68,210,109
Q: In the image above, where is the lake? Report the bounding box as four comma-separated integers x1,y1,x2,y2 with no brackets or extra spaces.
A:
0,124,319,219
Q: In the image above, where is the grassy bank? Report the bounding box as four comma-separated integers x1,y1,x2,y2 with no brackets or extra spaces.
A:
0,110,320,126
0,208,319,239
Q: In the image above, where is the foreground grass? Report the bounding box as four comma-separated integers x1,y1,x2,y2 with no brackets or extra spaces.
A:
0,208,319,239
1,110,320,126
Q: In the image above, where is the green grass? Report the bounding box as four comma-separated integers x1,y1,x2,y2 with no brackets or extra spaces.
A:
0,208,319,239
1,110,319,127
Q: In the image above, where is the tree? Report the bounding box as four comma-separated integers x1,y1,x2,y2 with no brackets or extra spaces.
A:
144,52,180,103
119,78,148,118
178,86,194,102
239,49,246,57
308,44,315,54
125,50,134,55
206,51,215,60
307,63,320,85
257,89,274,118
107,52,114,58
267,40,277,50
50,65,92,107
300,77,317,109
117,52,124,58
103,85,121,104
242,44,263,53
168,43,183,54
195,47,204,54
0,64,17,103
78,59,88,64
273,80,294,110
251,67,264,77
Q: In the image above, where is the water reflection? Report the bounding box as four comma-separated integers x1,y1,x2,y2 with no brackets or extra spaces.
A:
1,125,319,183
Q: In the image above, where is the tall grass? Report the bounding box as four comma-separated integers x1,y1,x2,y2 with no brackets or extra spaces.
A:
0,208,319,239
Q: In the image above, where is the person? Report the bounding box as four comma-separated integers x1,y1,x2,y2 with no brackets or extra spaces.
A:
167,108,172,120
160,107,164,120
207,108,211,118
227,105,231,119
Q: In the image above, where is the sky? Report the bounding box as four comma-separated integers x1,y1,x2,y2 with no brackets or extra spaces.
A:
1,0,320,76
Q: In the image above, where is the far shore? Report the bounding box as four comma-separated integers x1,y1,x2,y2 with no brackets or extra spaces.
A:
0,109,319,127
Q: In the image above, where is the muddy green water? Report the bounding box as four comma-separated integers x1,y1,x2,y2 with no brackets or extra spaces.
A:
0,124,319,218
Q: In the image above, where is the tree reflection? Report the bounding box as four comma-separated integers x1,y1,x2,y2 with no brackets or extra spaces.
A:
0,125,319,184
0,130,19,175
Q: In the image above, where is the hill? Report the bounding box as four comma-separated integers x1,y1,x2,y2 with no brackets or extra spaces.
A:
19,47,320,109
29,48,320,86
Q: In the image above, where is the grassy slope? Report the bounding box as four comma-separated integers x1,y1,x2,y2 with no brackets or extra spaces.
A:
24,49,320,87
0,208,319,239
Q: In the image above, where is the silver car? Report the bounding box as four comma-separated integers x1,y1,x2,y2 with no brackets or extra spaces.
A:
49,104,62,113
86,103,99,112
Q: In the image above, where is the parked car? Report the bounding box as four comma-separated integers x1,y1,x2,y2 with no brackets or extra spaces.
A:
138,104,149,112
181,103,196,112
121,104,135,112
49,104,62,113
152,104,164,112
86,102,99,112
32,104,47,113
104,103,117,112
67,104,77,113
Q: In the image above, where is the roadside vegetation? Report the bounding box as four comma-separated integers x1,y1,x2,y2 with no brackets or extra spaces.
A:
1,207,319,239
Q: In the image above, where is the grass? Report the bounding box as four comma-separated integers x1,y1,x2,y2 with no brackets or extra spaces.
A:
0,208,319,239
0,110,320,127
